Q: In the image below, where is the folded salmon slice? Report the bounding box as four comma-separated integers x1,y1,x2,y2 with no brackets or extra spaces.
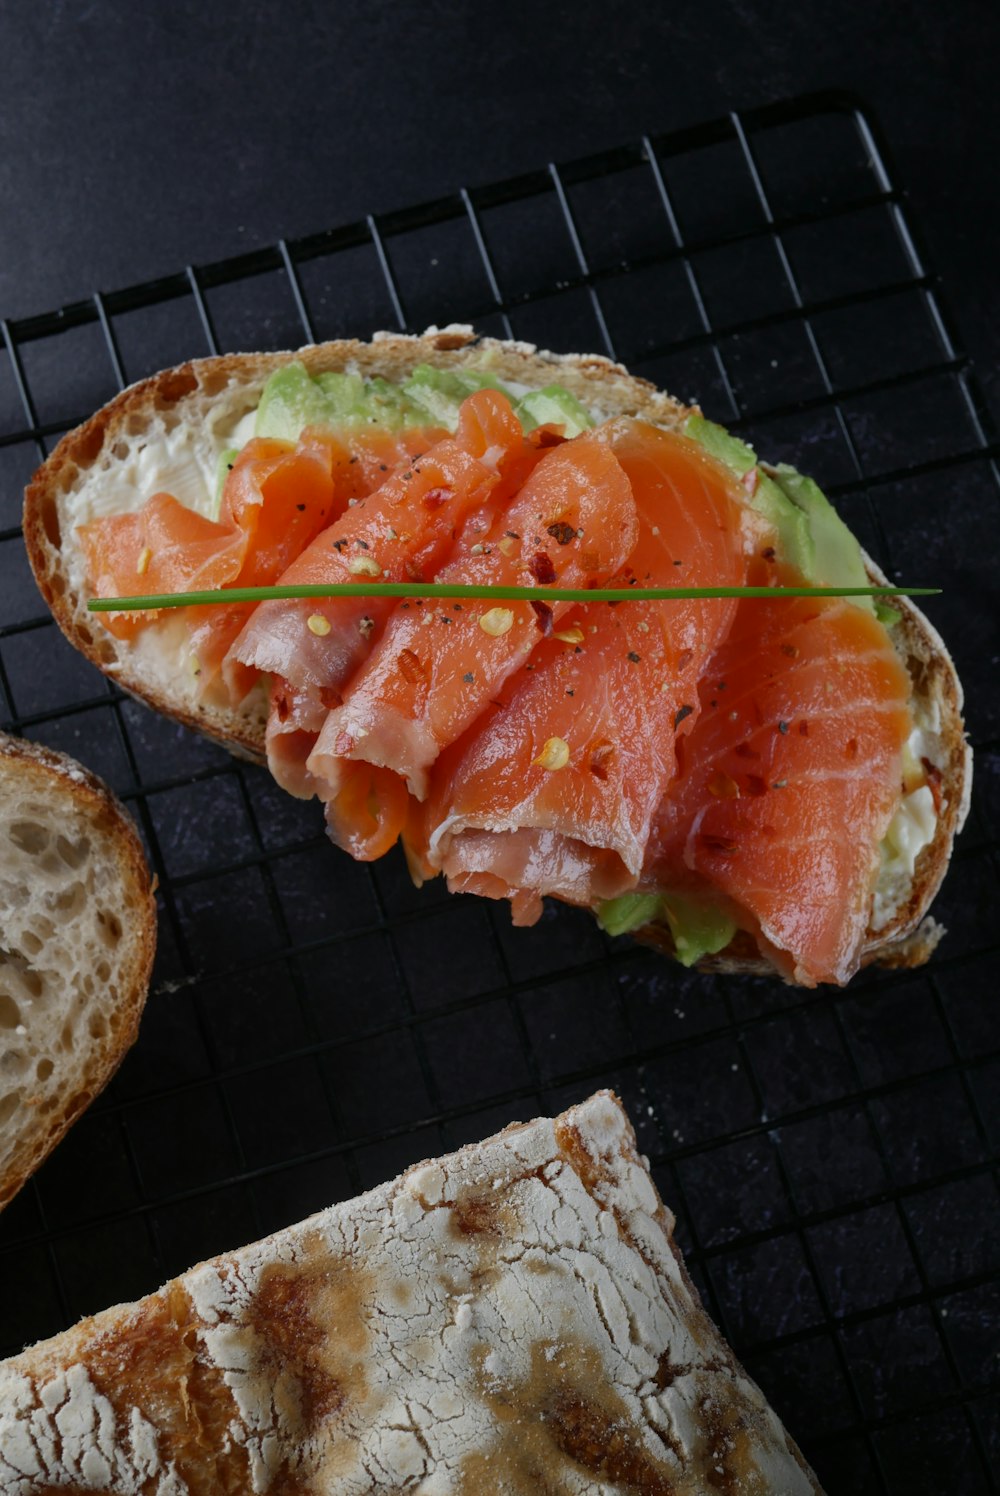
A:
228,391,530,793
79,435,340,692
645,574,912,985
309,434,638,806
413,421,751,919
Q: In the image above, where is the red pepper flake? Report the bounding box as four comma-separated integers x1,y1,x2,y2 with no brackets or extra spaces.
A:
674,704,694,730
798,721,809,737
921,756,944,814
845,737,859,761
529,551,557,584
422,487,452,510
530,600,554,635
397,648,427,685
296,503,306,512
547,521,576,546
744,774,769,796
734,742,760,760
274,688,291,723
319,686,343,709
699,833,739,856
588,739,615,781
581,551,600,572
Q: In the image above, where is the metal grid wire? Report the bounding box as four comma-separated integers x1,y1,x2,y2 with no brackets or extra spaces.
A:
1,91,998,1492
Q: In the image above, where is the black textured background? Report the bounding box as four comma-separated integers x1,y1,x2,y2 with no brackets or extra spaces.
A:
1,7,999,1494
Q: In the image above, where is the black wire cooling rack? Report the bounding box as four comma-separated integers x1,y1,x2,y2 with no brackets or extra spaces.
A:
1,91,997,1493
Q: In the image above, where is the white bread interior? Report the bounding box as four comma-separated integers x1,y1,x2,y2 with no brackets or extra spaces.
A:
0,733,156,1208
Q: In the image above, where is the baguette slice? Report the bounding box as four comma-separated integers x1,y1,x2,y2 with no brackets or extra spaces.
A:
0,1090,824,1494
0,732,156,1209
23,327,970,981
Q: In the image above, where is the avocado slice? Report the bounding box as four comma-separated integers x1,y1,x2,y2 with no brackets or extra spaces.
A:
401,363,512,427
684,414,881,611
765,463,875,616
255,362,427,441
596,888,736,965
659,892,737,967
514,385,593,438
597,892,664,938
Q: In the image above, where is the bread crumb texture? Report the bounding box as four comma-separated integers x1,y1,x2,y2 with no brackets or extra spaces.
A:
0,739,152,1207
0,1092,822,1493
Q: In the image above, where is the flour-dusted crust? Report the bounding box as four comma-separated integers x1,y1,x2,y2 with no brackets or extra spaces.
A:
22,329,970,981
0,733,156,1209
0,1091,823,1494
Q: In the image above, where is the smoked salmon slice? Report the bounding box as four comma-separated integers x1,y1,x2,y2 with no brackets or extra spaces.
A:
78,436,337,643
308,433,639,805
644,568,911,985
231,391,541,795
414,421,751,917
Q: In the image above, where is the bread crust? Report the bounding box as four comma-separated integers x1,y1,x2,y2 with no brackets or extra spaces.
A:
22,328,969,983
0,1091,824,1494
0,732,157,1208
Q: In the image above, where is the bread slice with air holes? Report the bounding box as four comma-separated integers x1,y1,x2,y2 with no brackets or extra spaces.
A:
22,327,971,984
0,1089,825,1493
0,732,156,1210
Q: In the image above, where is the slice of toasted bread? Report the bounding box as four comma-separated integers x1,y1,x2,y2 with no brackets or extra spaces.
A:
0,1090,824,1493
0,733,156,1209
22,327,970,982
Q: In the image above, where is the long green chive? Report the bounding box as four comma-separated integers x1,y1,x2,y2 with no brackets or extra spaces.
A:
87,582,939,613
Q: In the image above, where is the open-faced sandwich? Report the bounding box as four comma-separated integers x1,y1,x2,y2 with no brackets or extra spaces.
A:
23,329,970,987
0,1090,825,1493
0,732,156,1209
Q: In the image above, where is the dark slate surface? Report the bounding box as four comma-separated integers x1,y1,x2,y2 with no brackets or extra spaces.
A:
1,6,998,1493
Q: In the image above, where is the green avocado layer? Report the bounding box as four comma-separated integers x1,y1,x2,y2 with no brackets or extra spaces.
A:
252,361,593,444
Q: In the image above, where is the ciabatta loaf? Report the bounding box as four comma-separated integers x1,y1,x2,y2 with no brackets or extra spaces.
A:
0,1091,824,1494
23,328,970,982
0,732,156,1209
